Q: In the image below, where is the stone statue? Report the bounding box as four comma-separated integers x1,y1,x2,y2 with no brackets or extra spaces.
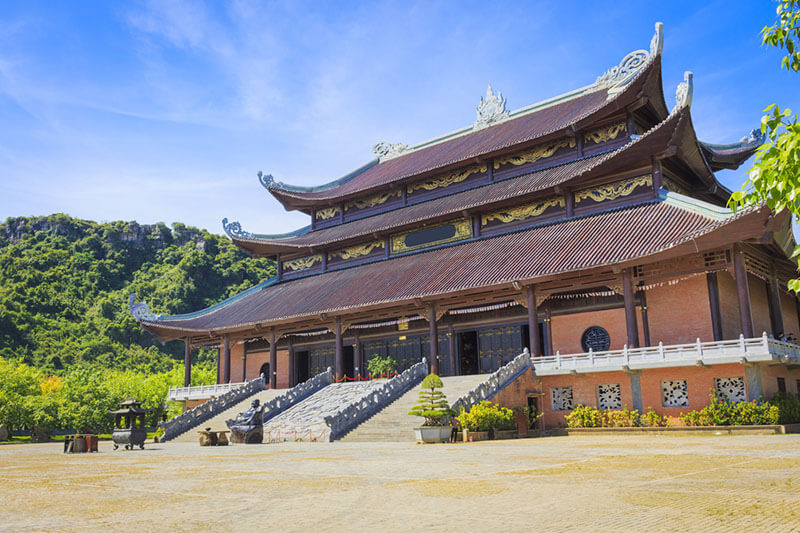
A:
226,399,264,444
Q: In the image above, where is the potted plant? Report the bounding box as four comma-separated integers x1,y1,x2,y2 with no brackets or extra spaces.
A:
408,374,454,443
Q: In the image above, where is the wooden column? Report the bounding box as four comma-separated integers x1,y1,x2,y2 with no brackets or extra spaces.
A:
353,333,361,377
543,304,553,356
242,344,247,382
223,334,231,384
288,337,295,387
706,272,724,341
526,286,542,356
428,304,439,375
269,327,277,389
334,317,344,380
215,347,220,384
767,277,785,335
622,269,640,348
448,325,456,376
651,157,664,191
639,289,651,347
565,192,574,218
733,248,754,337
183,339,192,387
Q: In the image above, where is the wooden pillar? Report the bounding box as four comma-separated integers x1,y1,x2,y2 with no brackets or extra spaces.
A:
565,192,574,218
353,333,361,377
428,304,439,375
215,347,220,384
269,327,277,389
543,304,553,356
733,248,754,338
526,286,542,356
242,344,247,382
223,334,231,384
639,289,651,347
622,269,640,348
288,337,295,387
183,339,192,387
448,325,457,376
651,157,664,191
767,277,785,335
334,317,344,380
706,272,724,341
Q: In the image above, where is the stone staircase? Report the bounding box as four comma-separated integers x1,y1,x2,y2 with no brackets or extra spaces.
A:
263,381,386,442
170,389,285,443
340,375,490,442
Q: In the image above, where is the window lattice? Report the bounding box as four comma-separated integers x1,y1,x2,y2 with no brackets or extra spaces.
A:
597,384,622,410
551,387,573,411
714,377,746,403
661,380,689,407
581,326,610,352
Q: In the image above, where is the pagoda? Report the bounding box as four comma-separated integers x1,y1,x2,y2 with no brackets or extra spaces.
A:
132,24,800,424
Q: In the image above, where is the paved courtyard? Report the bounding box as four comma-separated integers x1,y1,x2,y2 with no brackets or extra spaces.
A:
1,434,800,532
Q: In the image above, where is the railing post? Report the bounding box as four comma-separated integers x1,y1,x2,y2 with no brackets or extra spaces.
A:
623,344,629,364
658,341,664,359
739,333,746,353
696,338,702,359
589,348,594,366
556,351,561,367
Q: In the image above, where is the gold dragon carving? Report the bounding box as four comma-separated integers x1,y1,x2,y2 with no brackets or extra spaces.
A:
283,254,322,272
408,164,488,194
315,206,340,220
584,122,627,145
328,240,385,261
575,175,653,204
344,190,401,211
391,218,472,254
481,196,566,226
493,138,576,170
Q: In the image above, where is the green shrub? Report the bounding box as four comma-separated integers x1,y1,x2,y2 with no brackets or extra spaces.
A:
680,389,779,426
408,374,454,426
565,404,604,428
367,354,398,377
641,407,670,427
456,401,515,431
769,392,800,424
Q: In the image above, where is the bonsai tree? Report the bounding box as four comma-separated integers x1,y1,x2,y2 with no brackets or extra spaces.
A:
408,374,454,426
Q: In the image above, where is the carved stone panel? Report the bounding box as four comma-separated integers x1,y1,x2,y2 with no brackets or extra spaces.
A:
597,384,622,410
714,377,746,404
661,380,689,407
551,386,573,411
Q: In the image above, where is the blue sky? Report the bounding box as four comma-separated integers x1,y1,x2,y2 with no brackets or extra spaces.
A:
1,1,798,235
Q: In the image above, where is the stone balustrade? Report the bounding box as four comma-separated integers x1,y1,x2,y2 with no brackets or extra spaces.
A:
159,376,265,442
324,358,428,441
261,367,334,424
451,350,532,415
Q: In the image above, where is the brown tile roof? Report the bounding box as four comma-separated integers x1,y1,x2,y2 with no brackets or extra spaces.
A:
142,193,773,338
234,107,686,255
267,59,662,208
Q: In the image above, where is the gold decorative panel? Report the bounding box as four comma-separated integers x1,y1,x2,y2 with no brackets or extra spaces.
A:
328,240,385,261
344,190,401,211
493,138,576,170
481,196,565,226
584,122,627,145
408,164,487,194
390,218,472,254
315,206,340,220
283,254,322,272
575,175,653,204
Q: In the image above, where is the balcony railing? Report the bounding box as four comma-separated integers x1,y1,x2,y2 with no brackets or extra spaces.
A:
167,379,256,401
531,333,800,376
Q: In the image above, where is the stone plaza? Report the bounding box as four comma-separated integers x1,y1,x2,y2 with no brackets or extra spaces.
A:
2,434,799,531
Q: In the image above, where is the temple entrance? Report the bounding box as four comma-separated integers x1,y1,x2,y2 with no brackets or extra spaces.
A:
295,350,309,384
343,346,355,378
458,331,479,375
521,323,546,355
259,363,270,384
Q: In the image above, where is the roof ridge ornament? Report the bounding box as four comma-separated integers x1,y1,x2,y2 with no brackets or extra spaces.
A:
222,218,254,239
474,84,510,130
257,171,274,189
128,293,160,322
373,141,411,162
596,22,664,99
673,71,693,112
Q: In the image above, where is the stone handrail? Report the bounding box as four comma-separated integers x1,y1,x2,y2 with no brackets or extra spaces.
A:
159,376,265,442
324,358,428,441
261,367,334,424
451,350,532,415
168,381,250,401
532,333,800,375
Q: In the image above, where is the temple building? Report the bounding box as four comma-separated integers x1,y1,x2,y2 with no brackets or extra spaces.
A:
132,23,800,426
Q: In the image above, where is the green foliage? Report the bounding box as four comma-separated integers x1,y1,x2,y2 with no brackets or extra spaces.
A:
564,405,670,428
0,214,275,370
770,392,800,424
367,354,398,377
679,389,780,427
456,401,515,431
730,2,800,290
408,373,454,426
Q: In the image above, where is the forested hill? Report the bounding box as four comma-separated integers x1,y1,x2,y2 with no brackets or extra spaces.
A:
0,214,275,372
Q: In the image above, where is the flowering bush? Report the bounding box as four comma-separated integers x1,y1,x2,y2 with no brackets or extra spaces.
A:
456,401,515,431
770,392,800,424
